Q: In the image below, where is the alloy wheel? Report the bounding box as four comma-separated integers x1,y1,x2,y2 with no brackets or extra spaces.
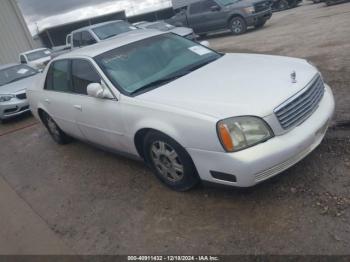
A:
150,141,184,182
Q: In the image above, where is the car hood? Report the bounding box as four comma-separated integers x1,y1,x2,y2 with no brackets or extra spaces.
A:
170,27,193,36
137,54,318,119
0,74,39,94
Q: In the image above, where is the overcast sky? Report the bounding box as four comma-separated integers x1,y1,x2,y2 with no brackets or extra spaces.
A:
16,0,172,35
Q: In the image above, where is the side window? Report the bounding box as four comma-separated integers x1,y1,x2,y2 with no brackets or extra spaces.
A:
202,0,219,12
189,2,202,14
45,60,72,92
20,55,27,64
72,60,101,95
81,31,97,47
73,32,82,47
67,35,72,45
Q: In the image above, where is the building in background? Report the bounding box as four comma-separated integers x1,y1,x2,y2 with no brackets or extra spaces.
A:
0,0,39,64
38,10,127,48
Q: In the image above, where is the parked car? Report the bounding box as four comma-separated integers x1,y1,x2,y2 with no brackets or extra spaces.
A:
19,48,52,71
270,0,302,11
325,0,350,5
167,0,272,36
70,20,138,49
134,21,197,40
27,31,334,191
0,64,39,122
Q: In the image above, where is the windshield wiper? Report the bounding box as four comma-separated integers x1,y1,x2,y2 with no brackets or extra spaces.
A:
130,72,189,95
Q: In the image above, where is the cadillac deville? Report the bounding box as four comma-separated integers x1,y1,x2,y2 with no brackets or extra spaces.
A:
27,31,335,191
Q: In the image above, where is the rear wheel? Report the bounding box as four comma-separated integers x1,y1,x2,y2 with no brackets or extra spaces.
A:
278,0,289,10
42,112,72,145
143,131,199,191
229,17,247,35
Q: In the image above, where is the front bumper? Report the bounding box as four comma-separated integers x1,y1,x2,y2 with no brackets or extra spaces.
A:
0,98,30,120
245,9,273,26
187,84,335,187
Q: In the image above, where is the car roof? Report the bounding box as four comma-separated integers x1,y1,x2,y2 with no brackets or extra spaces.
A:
21,48,49,55
56,29,165,59
0,63,20,70
71,20,125,33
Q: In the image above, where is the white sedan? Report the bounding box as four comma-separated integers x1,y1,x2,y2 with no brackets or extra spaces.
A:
27,31,335,191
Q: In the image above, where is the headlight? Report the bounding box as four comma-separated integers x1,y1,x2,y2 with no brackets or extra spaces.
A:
0,94,15,102
217,116,273,152
243,6,255,13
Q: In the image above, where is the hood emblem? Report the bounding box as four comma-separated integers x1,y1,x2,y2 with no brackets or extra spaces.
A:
291,71,297,83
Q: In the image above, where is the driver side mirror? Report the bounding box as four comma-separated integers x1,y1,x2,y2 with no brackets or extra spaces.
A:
87,82,114,99
211,5,221,11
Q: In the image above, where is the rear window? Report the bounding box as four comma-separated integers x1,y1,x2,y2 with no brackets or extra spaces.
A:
92,21,136,40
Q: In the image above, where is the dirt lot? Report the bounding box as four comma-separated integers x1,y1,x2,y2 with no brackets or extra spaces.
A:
0,2,350,255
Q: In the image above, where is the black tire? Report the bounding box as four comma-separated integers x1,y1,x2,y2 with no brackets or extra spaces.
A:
255,20,266,29
198,33,207,38
229,16,247,35
278,0,289,10
143,131,200,191
42,111,72,145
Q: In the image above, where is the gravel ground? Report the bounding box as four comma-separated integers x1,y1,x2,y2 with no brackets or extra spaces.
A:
0,1,349,255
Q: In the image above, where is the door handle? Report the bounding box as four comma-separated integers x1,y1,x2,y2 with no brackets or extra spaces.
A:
44,99,50,104
73,105,82,111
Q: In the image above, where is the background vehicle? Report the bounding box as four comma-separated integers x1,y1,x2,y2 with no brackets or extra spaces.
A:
0,64,39,122
167,0,272,36
19,48,52,71
270,0,302,11
27,31,334,191
134,21,197,40
325,0,350,5
70,20,138,49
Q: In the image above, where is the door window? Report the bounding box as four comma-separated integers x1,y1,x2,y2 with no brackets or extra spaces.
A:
20,55,27,64
81,31,97,46
202,0,220,12
73,32,82,47
189,2,202,14
72,60,101,95
45,60,72,92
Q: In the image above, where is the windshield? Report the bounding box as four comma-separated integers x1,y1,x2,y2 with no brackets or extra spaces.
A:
95,33,221,95
26,49,51,61
145,22,175,31
216,0,241,5
92,21,136,40
0,65,37,87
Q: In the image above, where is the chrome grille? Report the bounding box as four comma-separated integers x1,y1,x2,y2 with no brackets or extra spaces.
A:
275,75,325,130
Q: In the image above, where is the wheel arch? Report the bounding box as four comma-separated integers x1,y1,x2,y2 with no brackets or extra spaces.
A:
227,13,246,26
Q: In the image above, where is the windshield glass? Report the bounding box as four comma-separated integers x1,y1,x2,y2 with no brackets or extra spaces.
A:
95,34,221,95
0,65,37,87
92,21,136,40
216,0,241,5
26,49,51,61
145,22,175,31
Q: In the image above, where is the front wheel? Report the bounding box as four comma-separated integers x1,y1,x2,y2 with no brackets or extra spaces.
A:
143,131,200,191
229,17,247,35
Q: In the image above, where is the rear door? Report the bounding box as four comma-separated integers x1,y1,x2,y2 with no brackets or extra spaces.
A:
70,59,127,151
42,59,83,138
187,1,206,33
